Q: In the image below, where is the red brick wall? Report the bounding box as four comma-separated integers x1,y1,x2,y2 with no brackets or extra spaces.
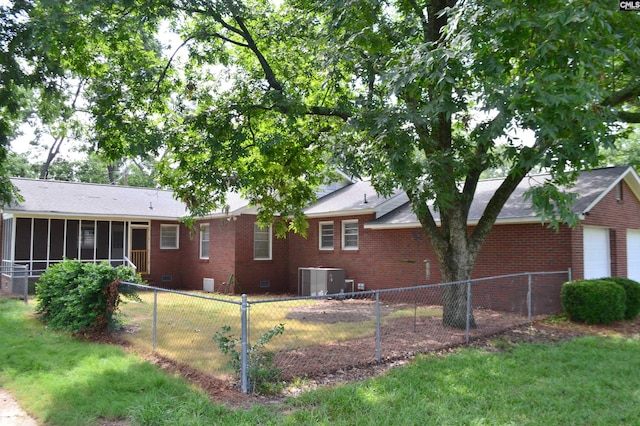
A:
289,217,573,294
148,215,289,293
152,177,640,300
287,214,424,293
148,220,185,288
178,218,238,291
233,215,289,293
474,223,573,277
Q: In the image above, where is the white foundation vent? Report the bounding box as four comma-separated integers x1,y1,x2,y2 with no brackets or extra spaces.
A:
203,278,214,292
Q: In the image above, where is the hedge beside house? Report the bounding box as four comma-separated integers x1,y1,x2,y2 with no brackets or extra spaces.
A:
561,279,626,325
35,260,142,332
602,277,640,320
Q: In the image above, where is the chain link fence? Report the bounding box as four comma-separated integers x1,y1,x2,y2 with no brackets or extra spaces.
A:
1,262,29,302
118,270,570,393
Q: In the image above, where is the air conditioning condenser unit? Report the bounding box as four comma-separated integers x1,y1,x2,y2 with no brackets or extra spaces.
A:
298,267,346,296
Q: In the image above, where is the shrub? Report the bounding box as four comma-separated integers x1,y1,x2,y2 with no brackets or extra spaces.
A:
35,260,142,332
213,324,285,395
561,279,626,325
603,277,640,320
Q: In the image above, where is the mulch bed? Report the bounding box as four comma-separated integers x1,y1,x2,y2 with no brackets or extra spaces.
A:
276,307,528,379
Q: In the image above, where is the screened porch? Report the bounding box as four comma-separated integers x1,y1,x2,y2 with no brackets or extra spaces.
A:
1,216,149,276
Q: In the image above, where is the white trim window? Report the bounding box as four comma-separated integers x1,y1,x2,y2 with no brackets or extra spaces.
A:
254,223,272,260
200,223,210,259
319,221,334,250
342,220,359,250
160,224,180,249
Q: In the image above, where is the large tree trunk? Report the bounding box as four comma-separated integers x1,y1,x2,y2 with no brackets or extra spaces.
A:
411,196,480,329
441,263,476,329
437,212,478,329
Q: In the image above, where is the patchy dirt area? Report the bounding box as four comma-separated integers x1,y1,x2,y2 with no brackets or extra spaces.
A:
277,305,529,379
285,299,397,323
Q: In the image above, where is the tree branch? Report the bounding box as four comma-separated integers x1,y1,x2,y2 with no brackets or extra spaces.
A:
407,188,448,260
469,144,542,253
617,110,640,123
602,82,640,107
406,0,429,41
237,102,351,121
232,14,283,92
155,36,194,94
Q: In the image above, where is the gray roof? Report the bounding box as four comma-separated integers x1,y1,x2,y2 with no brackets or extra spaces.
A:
6,178,188,220
304,180,407,218
6,166,638,225
366,166,640,228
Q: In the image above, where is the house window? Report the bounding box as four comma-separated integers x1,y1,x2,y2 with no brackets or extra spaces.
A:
319,221,334,250
160,224,179,249
254,223,272,260
342,220,359,250
200,224,210,259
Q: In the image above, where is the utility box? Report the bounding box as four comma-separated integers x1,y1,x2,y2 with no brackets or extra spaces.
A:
298,267,346,296
203,278,214,292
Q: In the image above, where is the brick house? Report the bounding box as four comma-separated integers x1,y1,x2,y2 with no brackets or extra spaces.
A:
2,166,640,297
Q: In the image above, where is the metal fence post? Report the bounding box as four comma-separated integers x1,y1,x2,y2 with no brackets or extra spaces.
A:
527,273,532,322
241,294,249,394
153,289,158,352
375,291,381,362
23,268,28,303
568,267,572,282
465,280,471,343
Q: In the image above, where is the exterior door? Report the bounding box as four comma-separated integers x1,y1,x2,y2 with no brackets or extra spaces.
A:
583,227,610,279
627,230,640,281
130,227,149,274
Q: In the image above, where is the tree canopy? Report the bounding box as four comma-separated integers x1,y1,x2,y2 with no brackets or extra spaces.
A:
3,0,639,325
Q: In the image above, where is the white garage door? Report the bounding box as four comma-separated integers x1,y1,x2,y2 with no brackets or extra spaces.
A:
627,230,640,281
583,227,610,279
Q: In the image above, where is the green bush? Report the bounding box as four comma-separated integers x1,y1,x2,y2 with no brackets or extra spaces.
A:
213,323,285,395
603,277,640,320
35,260,142,332
561,279,626,325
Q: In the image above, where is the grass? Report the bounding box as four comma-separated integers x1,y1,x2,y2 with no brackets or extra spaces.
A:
3,297,640,425
0,298,275,425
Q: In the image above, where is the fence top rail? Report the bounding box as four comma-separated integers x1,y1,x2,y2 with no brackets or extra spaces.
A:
251,270,570,305
468,270,570,284
119,270,568,306
119,281,243,305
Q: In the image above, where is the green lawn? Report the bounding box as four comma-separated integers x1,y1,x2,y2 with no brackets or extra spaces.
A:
2,298,640,425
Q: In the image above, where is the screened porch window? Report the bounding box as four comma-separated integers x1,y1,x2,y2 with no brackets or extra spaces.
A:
6,218,130,276
80,221,95,260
